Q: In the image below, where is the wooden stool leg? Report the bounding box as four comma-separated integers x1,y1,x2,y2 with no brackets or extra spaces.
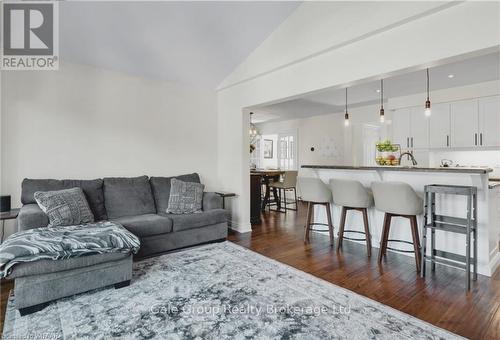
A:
326,203,334,246
378,213,390,264
337,207,347,251
410,216,421,272
362,208,372,257
304,202,313,243
383,214,392,257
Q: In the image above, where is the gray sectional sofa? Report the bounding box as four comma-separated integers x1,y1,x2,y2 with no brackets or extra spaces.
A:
9,173,227,315
18,173,228,258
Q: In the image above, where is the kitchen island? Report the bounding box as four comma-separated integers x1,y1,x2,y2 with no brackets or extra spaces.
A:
301,165,500,277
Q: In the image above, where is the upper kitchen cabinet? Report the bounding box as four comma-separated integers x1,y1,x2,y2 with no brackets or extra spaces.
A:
392,107,429,150
392,108,411,149
450,99,479,148
479,95,500,147
409,107,429,149
429,103,450,149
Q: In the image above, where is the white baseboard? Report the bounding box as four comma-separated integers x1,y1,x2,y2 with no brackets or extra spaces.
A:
228,220,252,234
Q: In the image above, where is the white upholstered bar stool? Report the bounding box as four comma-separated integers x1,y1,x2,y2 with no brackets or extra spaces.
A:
297,177,334,245
371,181,423,272
330,179,374,257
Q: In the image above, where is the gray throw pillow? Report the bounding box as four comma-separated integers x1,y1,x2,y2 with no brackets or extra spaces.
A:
166,178,204,214
34,187,95,227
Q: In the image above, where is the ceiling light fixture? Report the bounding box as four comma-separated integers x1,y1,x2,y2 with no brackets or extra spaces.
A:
249,112,258,137
424,68,431,117
376,89,381,93
448,74,455,79
379,79,385,123
344,88,350,127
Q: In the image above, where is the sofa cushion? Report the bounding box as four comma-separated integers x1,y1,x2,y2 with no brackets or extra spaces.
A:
34,187,94,227
103,176,156,219
168,209,226,232
166,178,204,214
150,173,200,214
21,178,107,220
8,252,128,278
112,214,172,237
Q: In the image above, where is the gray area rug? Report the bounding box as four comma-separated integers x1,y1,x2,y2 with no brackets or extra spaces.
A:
2,241,461,339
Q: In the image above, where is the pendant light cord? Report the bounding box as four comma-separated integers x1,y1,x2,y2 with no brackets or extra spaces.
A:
380,79,384,109
345,88,348,113
426,68,430,101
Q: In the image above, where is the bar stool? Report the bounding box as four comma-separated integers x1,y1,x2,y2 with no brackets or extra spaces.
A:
372,181,423,272
421,184,477,291
269,171,298,212
297,177,334,245
330,179,373,257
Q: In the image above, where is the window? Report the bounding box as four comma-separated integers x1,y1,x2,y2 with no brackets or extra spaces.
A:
278,133,296,170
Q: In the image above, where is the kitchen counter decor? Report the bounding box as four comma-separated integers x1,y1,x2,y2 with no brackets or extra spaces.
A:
375,140,401,166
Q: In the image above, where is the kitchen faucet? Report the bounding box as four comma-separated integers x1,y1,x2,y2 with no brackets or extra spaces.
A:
398,152,418,166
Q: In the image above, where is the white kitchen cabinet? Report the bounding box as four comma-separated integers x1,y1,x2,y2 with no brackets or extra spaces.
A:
429,103,450,149
392,107,429,150
450,99,479,148
410,107,429,149
392,108,411,149
479,95,500,147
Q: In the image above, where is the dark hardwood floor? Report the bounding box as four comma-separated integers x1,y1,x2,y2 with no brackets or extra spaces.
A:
1,202,498,338
228,202,500,340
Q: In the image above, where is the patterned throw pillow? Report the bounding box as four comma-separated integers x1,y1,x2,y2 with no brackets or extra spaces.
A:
34,187,95,227
166,178,205,214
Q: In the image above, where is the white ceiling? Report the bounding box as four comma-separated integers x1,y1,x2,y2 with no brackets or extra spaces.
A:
253,51,500,123
59,1,300,87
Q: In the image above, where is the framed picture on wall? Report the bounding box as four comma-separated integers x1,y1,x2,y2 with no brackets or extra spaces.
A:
263,139,273,159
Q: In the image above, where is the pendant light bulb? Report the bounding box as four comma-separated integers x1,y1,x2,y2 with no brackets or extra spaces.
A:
424,101,432,117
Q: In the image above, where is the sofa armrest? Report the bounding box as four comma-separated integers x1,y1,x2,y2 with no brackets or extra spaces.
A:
202,192,223,211
18,204,49,231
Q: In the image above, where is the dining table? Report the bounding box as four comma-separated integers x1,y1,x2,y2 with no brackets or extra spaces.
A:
250,169,285,211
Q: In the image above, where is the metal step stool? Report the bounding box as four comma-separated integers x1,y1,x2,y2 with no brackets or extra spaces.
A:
421,184,477,291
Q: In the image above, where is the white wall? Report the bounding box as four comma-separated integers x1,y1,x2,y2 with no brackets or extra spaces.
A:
216,1,500,232
257,111,347,176
1,62,218,236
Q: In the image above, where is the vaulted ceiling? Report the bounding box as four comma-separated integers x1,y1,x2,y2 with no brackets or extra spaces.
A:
59,1,300,87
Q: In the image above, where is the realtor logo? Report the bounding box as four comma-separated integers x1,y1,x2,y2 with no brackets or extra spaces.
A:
1,1,59,70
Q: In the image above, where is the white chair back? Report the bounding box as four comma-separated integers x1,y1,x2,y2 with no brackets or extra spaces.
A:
297,177,332,203
330,179,373,208
371,181,423,215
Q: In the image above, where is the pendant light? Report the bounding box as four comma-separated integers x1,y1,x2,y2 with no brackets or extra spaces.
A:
249,112,258,137
344,88,350,127
424,68,431,117
379,79,385,123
